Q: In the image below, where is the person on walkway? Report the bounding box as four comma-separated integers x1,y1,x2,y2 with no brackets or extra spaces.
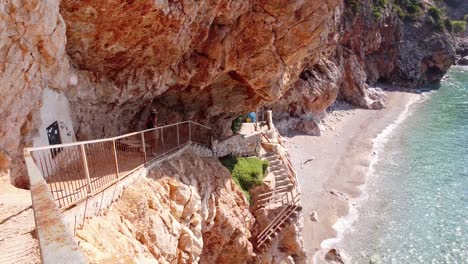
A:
145,109,161,156
146,109,158,129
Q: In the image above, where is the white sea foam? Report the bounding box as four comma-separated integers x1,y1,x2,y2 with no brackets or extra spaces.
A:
314,91,433,262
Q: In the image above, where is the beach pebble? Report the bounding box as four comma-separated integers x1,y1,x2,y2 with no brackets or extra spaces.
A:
330,189,349,201
325,248,346,264
309,211,319,222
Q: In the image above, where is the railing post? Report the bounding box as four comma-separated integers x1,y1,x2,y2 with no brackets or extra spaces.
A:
141,133,147,164
161,127,165,153
112,140,120,179
80,145,93,195
176,123,180,147
188,121,192,143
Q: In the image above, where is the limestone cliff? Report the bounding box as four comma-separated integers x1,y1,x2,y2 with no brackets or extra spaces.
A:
271,0,457,135
1,0,457,187
76,152,255,263
0,1,461,263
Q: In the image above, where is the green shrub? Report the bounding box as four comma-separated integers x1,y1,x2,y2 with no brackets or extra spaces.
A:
373,9,384,20
220,156,269,202
463,14,468,22
435,20,446,32
393,4,406,19
428,6,443,21
394,0,422,21
407,4,419,14
444,18,453,32
345,0,361,15
372,0,387,20
452,20,467,33
231,116,243,134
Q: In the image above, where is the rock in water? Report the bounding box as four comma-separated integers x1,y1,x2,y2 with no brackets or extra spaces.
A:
459,56,468,66
325,248,346,264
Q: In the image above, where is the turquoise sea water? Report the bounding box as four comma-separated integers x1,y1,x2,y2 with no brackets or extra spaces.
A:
339,66,468,263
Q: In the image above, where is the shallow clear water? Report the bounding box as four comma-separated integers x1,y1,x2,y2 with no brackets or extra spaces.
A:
340,66,468,264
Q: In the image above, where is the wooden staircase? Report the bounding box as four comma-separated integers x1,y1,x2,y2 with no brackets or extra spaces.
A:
254,131,302,251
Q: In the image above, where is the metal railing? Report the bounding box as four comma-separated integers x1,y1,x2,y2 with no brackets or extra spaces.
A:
255,130,302,249
24,121,212,210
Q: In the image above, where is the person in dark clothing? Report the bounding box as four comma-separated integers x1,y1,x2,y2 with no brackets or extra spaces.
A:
145,109,160,155
146,109,158,129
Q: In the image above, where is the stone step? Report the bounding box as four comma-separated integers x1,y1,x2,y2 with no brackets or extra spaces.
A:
268,160,281,166
269,164,284,171
275,175,288,180
275,181,293,188
275,179,290,185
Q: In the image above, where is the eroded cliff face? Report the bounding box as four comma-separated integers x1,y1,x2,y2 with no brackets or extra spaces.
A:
77,152,255,263
271,0,456,135
2,0,346,186
0,0,459,263
0,0,72,187
1,0,456,187
60,0,342,138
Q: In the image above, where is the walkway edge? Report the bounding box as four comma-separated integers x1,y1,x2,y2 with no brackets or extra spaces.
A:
24,150,87,264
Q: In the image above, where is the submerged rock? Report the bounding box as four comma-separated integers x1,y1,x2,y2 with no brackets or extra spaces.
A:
459,56,468,66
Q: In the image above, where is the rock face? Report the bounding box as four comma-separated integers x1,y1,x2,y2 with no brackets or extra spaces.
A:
76,152,255,263
324,248,346,264
1,0,457,188
0,0,72,186
271,0,456,135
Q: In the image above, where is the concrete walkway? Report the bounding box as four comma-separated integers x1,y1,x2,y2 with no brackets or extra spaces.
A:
0,178,40,264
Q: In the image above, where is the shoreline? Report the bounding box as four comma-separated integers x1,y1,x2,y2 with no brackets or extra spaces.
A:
284,90,424,263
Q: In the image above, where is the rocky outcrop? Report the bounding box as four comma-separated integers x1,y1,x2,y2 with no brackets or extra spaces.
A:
324,248,347,264
3,0,346,187
1,0,458,188
270,0,455,135
0,0,73,187
76,152,255,263
454,36,468,64
60,0,343,138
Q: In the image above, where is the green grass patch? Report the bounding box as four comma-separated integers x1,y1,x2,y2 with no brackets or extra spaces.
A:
220,156,269,202
452,20,467,34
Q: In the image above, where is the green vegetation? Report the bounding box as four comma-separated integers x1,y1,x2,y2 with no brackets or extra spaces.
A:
392,4,406,19
231,116,243,134
220,156,269,202
426,5,466,33
428,6,443,21
435,20,446,32
452,20,467,33
444,18,453,32
345,0,361,15
393,0,423,21
372,0,388,20
463,14,468,22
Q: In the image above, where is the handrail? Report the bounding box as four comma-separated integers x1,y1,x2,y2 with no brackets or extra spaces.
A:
25,120,212,210
255,128,302,249
256,196,292,241
25,121,210,152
